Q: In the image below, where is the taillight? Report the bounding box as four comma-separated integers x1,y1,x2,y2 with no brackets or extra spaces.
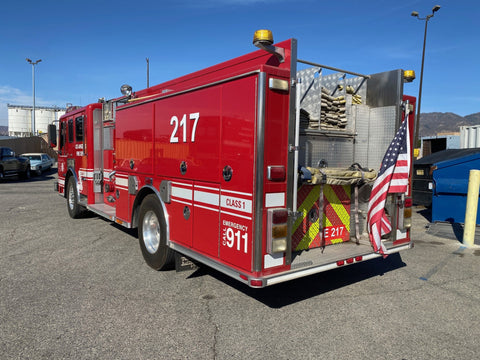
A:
267,209,288,254
337,256,363,267
250,279,264,287
267,166,286,181
272,209,288,224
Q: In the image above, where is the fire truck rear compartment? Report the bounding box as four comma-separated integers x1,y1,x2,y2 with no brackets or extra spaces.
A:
291,66,406,256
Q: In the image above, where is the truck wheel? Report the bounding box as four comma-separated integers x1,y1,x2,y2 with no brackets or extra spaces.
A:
21,166,31,180
67,178,85,218
138,194,174,270
0,167,4,181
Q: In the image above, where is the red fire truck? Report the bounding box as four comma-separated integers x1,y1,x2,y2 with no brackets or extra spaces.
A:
54,30,415,288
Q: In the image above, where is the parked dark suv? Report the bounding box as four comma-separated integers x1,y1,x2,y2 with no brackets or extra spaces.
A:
0,147,31,180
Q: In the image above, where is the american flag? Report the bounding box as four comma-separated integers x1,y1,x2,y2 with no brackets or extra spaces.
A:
367,115,410,256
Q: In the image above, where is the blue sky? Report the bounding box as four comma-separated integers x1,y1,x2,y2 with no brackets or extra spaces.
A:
0,0,478,126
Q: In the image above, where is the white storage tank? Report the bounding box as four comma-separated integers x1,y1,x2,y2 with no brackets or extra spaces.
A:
7,104,65,137
460,125,480,149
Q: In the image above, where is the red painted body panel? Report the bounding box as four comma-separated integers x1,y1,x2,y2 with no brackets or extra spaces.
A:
168,180,194,248
116,103,154,174
57,103,102,201
152,87,222,183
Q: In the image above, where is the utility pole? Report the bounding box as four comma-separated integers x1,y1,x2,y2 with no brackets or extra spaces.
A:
26,58,42,136
146,57,150,88
411,5,441,149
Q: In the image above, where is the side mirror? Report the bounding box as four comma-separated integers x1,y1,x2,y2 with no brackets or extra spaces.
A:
48,124,57,147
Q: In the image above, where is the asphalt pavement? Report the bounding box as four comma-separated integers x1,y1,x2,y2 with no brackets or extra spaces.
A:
1,170,479,359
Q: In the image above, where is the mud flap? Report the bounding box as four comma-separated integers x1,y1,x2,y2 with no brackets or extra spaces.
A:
174,253,199,272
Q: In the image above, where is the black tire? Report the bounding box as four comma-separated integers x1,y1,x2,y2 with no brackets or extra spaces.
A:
66,177,85,218
0,167,4,182
21,166,31,180
138,194,174,270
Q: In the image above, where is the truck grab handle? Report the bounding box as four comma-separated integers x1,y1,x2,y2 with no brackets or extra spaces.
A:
297,59,371,79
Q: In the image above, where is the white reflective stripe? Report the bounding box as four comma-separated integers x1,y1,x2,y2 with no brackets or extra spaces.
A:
79,169,94,179
221,210,252,220
396,228,407,240
265,192,285,208
195,184,218,191
172,199,192,206
221,189,252,197
103,169,113,178
194,204,219,213
116,177,129,187
264,253,284,269
172,181,193,188
194,190,219,207
172,186,193,201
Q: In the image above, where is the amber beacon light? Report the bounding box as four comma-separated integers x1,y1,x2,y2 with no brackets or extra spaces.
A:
404,70,416,83
253,29,274,46
253,29,284,62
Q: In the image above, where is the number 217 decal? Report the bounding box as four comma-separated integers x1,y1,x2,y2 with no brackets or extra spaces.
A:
170,112,200,143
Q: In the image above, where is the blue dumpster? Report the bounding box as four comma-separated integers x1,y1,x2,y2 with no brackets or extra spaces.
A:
432,151,480,224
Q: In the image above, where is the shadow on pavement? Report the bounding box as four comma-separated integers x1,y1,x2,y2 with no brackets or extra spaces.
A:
188,253,406,308
416,206,431,222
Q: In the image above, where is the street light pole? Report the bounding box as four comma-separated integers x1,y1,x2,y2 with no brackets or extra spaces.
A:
26,58,42,136
146,57,149,88
411,5,441,150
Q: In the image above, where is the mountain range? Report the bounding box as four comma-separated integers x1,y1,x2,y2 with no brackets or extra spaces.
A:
419,112,480,137
1,112,479,138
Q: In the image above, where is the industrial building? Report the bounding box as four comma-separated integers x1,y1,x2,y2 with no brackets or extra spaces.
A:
7,104,65,137
420,133,460,158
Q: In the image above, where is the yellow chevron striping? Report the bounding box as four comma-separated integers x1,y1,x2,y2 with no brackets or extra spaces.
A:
292,185,320,232
294,184,351,250
295,220,319,250
323,185,350,230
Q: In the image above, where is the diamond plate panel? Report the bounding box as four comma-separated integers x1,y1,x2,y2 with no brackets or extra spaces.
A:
368,106,397,169
297,67,321,117
352,105,370,168
299,134,354,168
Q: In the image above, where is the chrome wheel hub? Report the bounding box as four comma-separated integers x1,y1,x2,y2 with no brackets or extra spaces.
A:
143,210,160,254
68,184,75,210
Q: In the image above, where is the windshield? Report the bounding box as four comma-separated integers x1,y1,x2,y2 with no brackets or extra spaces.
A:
25,155,41,161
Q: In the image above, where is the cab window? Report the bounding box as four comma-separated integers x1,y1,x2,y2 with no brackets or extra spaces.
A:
75,116,84,142
59,121,66,153
68,119,74,143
